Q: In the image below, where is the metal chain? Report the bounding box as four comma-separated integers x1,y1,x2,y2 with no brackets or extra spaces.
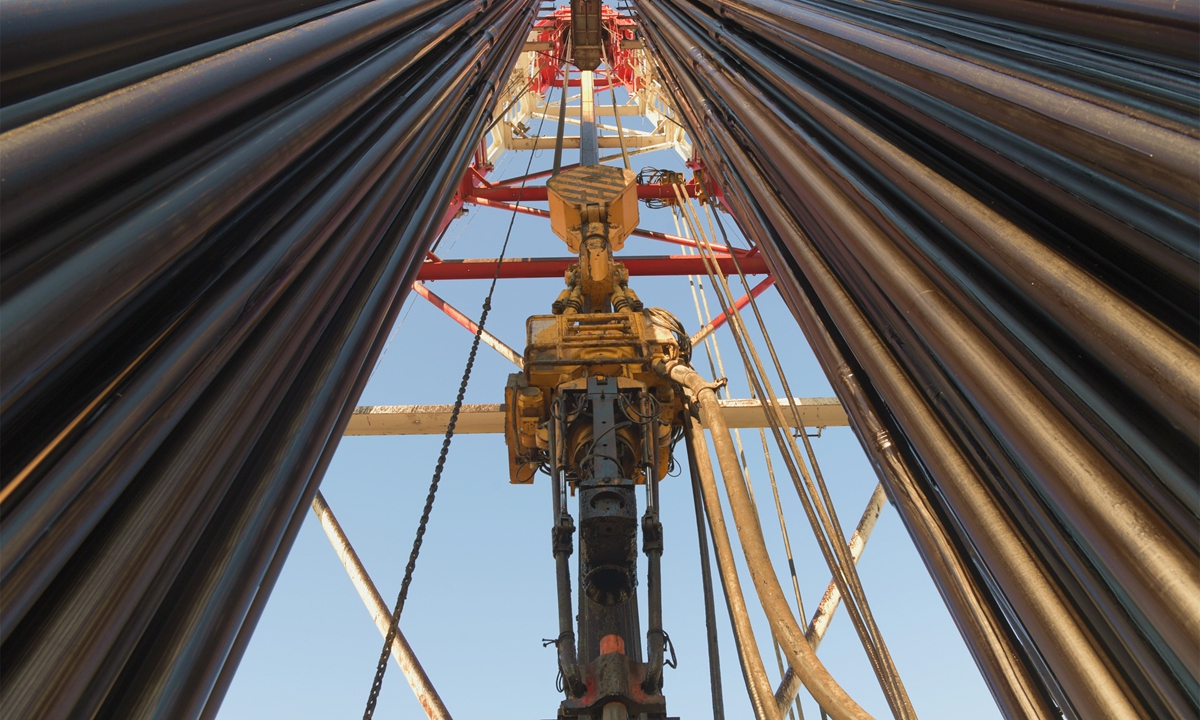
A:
360,68,553,720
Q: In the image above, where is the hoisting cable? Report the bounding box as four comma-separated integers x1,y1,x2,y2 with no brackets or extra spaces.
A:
686,209,808,720
675,185,898,713
671,207,788,720
552,38,572,175
359,80,555,720
698,192,912,720
676,202,804,720
601,45,632,170
673,182,913,719
701,199,912,718
764,428,806,720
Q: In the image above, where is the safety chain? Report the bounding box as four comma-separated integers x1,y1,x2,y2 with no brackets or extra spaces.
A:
360,63,553,720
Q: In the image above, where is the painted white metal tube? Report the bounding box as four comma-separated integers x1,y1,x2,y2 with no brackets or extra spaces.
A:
311,491,452,720
579,70,598,165
808,483,888,648
774,482,888,711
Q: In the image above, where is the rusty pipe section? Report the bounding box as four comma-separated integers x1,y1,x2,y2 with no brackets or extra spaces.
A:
636,0,1199,716
0,1,537,718
668,360,872,720
311,491,451,720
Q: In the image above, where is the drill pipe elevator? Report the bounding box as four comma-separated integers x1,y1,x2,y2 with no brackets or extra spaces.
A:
0,0,1196,719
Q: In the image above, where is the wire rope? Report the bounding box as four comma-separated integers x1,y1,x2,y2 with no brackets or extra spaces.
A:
701,200,912,716
672,182,915,719
676,199,805,720
676,188,900,713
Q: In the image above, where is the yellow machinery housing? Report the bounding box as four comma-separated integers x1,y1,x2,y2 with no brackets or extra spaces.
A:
503,312,682,484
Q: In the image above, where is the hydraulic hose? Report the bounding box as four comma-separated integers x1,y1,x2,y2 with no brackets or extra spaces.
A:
550,396,586,697
664,358,872,720
682,406,781,720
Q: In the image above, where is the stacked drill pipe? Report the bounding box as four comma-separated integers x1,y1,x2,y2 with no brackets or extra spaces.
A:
632,0,1199,718
0,1,535,718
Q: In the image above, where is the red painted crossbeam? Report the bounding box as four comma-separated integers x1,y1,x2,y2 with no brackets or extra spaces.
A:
468,183,696,202
417,255,769,280
465,197,752,257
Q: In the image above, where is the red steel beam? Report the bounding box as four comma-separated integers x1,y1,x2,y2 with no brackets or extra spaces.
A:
467,182,698,202
690,276,776,344
412,281,524,367
465,197,752,257
417,254,769,280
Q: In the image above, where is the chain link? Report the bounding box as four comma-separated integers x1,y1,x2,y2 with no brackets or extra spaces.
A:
359,56,552,719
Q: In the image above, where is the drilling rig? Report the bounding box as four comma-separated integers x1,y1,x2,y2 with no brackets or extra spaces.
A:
3,0,1196,717
501,6,689,714
503,67,686,720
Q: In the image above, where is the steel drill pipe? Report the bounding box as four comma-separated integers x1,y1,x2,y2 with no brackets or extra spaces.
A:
201,91,520,720
638,2,1180,715
657,53,1059,718
0,0,536,717
0,0,464,243
0,0,387,131
199,31,537,709
0,40,485,643
0,0,356,104
0,2,481,442
706,44,1200,704
0,93,469,718
695,0,1200,308
85,17,535,719
738,171,1060,720
635,1,1199,715
706,0,1200,209
696,18,1200,652
922,0,1200,60
690,15,1200,448
699,125,1060,719
686,32,1199,676
705,114,1141,720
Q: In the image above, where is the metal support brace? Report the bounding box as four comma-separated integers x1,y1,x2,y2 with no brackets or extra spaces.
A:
413,281,524,368
310,491,452,720
772,483,889,712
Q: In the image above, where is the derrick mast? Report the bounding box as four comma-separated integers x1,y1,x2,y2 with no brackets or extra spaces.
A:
502,31,686,718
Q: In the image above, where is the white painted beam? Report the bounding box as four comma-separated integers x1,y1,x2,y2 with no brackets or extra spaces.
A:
344,398,847,436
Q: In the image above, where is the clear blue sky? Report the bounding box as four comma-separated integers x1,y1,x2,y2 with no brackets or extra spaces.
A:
216,76,1000,720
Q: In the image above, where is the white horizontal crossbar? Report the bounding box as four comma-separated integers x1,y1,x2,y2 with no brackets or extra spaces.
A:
344,398,847,436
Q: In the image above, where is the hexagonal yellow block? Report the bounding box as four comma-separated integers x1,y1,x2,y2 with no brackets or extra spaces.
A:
546,165,639,252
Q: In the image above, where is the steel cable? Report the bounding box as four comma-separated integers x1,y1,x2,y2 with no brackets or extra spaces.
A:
702,195,906,710
674,202,804,720
671,180,914,719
